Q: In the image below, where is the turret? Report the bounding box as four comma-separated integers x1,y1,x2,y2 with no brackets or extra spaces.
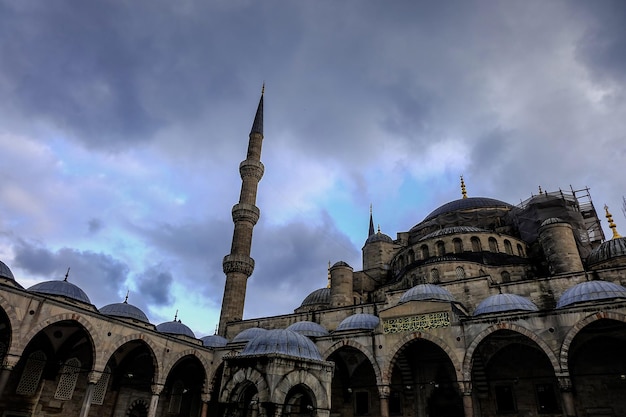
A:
218,86,265,336
330,261,354,308
538,218,584,274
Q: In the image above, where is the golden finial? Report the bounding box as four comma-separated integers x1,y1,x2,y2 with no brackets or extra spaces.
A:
605,205,622,239
327,261,331,288
174,309,178,322
460,175,467,199
124,290,129,303
64,267,70,282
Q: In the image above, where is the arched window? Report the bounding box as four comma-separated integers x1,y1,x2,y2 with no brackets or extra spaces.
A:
16,351,46,396
517,244,525,257
501,271,511,283
421,245,430,260
430,269,440,283
488,237,499,253
54,357,81,400
504,239,513,255
408,249,415,263
169,380,185,413
455,266,466,279
471,237,482,252
436,241,446,256
91,366,111,405
453,238,463,254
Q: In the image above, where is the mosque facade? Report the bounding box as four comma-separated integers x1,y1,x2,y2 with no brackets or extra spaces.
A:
1,91,626,417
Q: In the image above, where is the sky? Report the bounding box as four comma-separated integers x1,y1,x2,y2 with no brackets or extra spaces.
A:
1,0,625,337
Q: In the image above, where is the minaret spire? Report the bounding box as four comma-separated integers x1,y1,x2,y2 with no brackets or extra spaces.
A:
218,87,266,336
368,204,375,237
460,175,468,199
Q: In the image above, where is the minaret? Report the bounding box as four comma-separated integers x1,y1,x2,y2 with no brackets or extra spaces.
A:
218,87,265,336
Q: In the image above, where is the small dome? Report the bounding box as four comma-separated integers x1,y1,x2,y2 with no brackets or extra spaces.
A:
419,226,487,241
232,327,268,343
366,231,393,244
473,294,538,316
540,217,565,227
156,320,195,338
587,237,626,266
0,260,15,280
201,335,228,348
557,281,626,308
100,302,149,323
300,288,331,307
240,329,322,360
28,280,91,304
423,197,513,222
336,313,380,331
286,321,329,337
400,284,456,303
332,261,352,268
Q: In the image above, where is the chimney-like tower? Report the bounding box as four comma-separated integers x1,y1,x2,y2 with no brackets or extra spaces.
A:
218,87,264,336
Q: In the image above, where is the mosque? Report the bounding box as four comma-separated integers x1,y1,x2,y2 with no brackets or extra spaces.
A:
1,90,626,417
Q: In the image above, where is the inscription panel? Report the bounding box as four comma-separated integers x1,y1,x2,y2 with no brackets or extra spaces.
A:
382,312,450,334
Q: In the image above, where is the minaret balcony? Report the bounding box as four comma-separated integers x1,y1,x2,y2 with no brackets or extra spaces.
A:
222,254,255,276
239,160,265,181
232,203,260,225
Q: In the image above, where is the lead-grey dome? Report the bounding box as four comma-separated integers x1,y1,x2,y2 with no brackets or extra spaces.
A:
0,260,15,280
366,231,393,244
100,301,149,323
474,293,538,316
286,321,329,337
419,226,487,241
28,280,91,304
423,197,513,222
336,313,380,331
557,281,626,308
201,335,228,348
232,327,268,343
240,329,322,360
400,284,456,303
540,217,565,227
156,320,195,338
300,288,331,307
587,237,626,266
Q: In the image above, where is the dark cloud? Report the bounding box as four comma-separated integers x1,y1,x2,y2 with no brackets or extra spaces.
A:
135,265,174,307
87,218,104,234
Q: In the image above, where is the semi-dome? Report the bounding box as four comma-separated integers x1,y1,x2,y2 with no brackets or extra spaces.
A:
28,280,91,304
473,293,538,316
300,288,331,307
400,284,456,303
100,301,149,323
156,320,195,338
201,335,228,348
366,231,393,244
587,237,626,266
557,281,626,308
423,197,513,222
336,313,380,331
286,321,329,337
240,329,322,360
419,226,487,241
232,327,268,343
0,260,15,280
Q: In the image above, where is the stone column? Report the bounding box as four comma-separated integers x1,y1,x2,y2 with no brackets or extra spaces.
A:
148,383,164,417
79,382,96,417
460,380,474,417
558,375,577,417
0,354,20,401
200,392,210,417
378,385,390,417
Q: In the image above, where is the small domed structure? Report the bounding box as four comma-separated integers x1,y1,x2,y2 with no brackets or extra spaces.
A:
100,301,149,323
201,335,228,348
336,313,380,331
28,279,91,304
0,260,15,280
400,284,456,303
557,281,626,308
332,261,351,268
366,231,393,244
240,329,322,360
232,327,268,343
156,320,195,338
300,288,331,307
587,238,626,267
286,321,329,338
473,293,538,316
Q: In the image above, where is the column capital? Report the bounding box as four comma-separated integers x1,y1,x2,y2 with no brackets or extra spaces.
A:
151,383,165,395
377,384,391,398
1,353,21,370
87,370,103,384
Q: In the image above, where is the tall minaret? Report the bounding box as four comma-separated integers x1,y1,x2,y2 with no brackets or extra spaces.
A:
218,86,265,336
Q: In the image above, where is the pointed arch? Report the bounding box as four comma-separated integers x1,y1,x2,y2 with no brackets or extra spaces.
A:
220,367,270,404
273,370,330,409
462,323,559,380
160,349,211,387
98,333,160,382
322,339,382,386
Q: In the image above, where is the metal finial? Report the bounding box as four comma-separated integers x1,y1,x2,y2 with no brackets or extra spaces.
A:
174,309,178,322
605,205,622,239
124,290,129,303
327,261,331,288
460,176,467,199
538,185,543,194
370,204,372,215
378,224,381,234
64,267,70,282
261,82,265,95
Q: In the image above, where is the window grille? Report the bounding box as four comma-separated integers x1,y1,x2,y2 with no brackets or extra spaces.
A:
169,380,184,413
54,357,81,400
91,366,111,405
456,266,466,279
16,351,46,395
430,269,440,283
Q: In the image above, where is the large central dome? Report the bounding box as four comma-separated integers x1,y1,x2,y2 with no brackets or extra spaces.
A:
423,197,513,222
